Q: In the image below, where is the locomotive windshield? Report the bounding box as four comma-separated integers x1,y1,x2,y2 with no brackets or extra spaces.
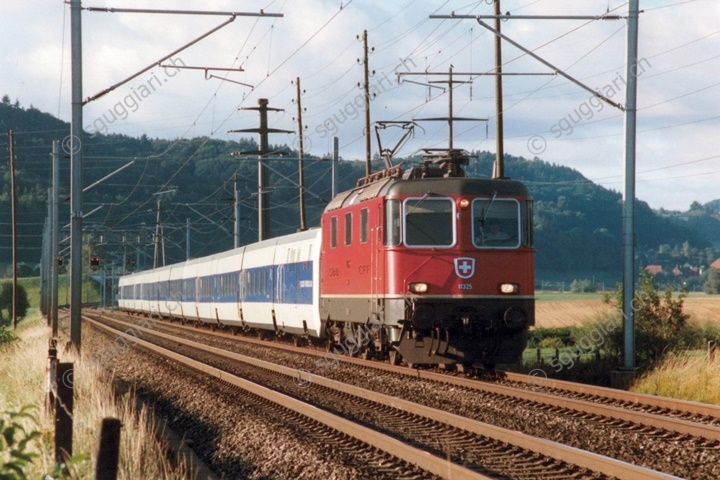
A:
402,197,455,247
473,198,520,248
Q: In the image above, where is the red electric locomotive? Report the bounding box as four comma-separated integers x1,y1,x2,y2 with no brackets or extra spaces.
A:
319,149,534,368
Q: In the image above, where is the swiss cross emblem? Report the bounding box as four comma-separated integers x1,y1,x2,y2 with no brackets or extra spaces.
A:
454,257,475,279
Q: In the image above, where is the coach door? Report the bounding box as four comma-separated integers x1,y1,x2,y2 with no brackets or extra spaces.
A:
369,204,383,322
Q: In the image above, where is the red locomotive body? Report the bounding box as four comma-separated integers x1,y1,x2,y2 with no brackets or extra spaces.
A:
320,152,535,368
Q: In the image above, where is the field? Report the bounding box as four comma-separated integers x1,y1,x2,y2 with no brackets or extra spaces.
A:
535,292,720,328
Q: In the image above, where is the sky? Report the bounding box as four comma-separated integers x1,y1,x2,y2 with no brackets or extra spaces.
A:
2,0,719,211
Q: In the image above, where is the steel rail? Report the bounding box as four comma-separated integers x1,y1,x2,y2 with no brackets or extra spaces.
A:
86,316,490,480
498,370,720,419
88,313,682,480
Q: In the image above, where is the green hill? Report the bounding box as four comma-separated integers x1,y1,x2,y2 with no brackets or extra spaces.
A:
1,98,716,285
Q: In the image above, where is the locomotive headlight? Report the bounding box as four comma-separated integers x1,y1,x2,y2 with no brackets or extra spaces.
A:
458,198,470,210
500,283,519,294
409,282,429,294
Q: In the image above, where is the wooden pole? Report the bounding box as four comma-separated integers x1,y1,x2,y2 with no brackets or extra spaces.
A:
296,77,306,231
55,362,74,465
9,130,18,328
95,418,121,480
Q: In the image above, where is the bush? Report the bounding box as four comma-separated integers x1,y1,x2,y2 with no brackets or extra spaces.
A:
0,326,17,346
602,273,690,366
527,327,575,348
538,336,565,349
0,283,29,327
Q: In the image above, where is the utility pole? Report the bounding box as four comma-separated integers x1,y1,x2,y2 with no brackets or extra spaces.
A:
294,77,307,231
122,234,127,275
9,130,17,329
361,30,373,177
493,0,505,179
51,140,60,336
186,218,191,258
229,98,292,242
332,136,339,198
622,0,640,374
70,0,83,351
234,175,241,248
404,69,488,150
448,66,454,149
153,198,166,268
43,192,51,318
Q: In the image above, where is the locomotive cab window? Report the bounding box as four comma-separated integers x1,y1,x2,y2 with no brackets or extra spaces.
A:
403,197,455,248
384,199,401,246
472,198,521,248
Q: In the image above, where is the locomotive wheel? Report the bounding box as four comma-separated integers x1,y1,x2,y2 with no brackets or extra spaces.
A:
293,336,303,347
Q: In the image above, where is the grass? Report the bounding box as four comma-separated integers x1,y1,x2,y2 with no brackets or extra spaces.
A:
0,310,191,479
631,351,720,405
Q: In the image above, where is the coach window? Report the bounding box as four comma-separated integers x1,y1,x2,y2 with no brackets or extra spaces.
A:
360,208,369,244
344,212,352,246
384,199,401,246
330,217,338,248
472,198,520,248
404,197,455,247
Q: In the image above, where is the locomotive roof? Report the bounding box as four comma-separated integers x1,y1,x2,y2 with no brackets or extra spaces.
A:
324,176,530,212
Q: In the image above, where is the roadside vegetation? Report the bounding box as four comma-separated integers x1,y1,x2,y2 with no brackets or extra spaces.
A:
520,274,720,391
0,311,191,479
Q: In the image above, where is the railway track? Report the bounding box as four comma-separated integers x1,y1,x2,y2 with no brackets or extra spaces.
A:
84,309,692,479
101,309,720,441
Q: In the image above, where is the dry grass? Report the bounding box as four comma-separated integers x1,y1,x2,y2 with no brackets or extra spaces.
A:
631,352,720,406
535,298,612,328
535,293,720,328
0,311,190,479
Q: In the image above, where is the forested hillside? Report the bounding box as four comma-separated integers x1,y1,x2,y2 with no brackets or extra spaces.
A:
1,98,717,283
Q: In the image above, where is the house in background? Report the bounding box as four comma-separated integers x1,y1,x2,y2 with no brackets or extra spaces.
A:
644,265,663,276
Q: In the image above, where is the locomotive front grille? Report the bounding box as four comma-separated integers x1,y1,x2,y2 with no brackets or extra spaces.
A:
409,298,532,333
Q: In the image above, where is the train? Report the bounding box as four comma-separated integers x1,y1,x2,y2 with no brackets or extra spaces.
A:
118,150,535,369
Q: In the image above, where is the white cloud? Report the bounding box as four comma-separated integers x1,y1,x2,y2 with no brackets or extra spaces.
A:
1,0,718,210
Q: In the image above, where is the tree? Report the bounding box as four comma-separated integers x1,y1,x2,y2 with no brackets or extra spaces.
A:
0,282,30,326
1,94,9,105
570,278,598,293
705,268,720,294
689,201,705,212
